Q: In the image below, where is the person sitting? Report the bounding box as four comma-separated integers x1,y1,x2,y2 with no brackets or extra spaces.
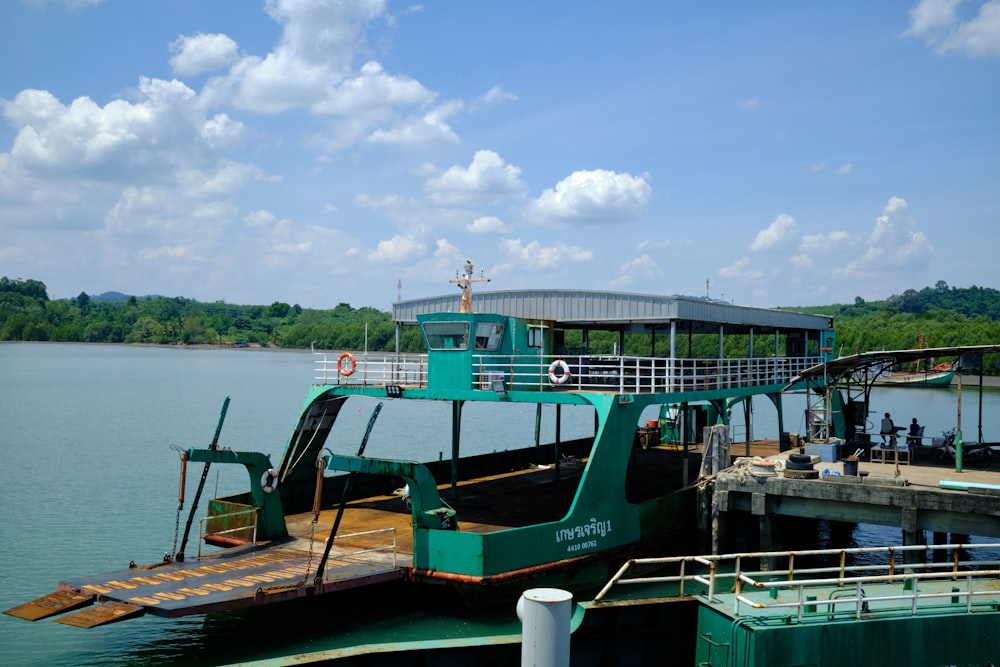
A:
906,418,924,446
880,412,898,446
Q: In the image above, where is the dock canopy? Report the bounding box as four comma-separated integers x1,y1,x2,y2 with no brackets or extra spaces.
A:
789,344,1000,386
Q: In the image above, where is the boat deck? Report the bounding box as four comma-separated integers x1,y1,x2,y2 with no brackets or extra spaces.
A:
6,447,700,628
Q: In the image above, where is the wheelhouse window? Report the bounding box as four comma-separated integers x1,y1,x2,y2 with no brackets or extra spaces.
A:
474,322,504,351
422,321,470,350
527,326,544,349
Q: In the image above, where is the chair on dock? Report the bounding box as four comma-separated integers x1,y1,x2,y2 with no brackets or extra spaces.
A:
906,426,925,446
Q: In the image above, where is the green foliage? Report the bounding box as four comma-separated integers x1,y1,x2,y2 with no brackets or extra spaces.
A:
0,276,415,352
2,277,999,370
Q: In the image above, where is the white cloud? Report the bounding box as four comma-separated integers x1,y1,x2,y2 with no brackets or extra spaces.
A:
139,244,199,261
905,0,1000,57
245,210,278,228
499,238,593,269
749,214,797,252
841,196,933,274
425,150,527,205
366,97,461,146
836,163,853,175
800,230,852,251
200,113,245,150
616,254,663,283
169,33,241,76
470,85,518,111
369,234,427,263
906,0,961,36
0,78,239,182
467,216,510,234
739,97,761,109
719,257,764,281
789,254,814,268
530,169,651,225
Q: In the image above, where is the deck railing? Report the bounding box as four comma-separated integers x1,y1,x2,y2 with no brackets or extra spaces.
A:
315,352,821,394
198,507,258,557
593,543,1000,622
324,527,399,571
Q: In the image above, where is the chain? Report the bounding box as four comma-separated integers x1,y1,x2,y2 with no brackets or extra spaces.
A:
302,519,318,587
171,500,183,559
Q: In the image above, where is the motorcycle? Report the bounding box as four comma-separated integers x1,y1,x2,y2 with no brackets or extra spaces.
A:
931,428,993,468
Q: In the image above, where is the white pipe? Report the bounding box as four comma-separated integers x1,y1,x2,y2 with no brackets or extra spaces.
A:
517,588,572,667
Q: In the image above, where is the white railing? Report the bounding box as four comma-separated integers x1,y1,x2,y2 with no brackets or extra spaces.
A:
593,543,1000,622
314,352,822,395
315,353,428,387
197,507,258,557
325,527,399,571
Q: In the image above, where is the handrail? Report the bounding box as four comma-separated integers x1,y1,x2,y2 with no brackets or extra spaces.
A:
314,352,823,394
197,508,258,557
593,543,1000,622
322,527,398,573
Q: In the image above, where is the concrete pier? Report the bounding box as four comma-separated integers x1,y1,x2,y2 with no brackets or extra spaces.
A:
710,454,1000,563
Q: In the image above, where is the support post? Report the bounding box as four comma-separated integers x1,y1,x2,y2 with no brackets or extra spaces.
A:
451,400,462,499
901,508,924,565
517,588,572,667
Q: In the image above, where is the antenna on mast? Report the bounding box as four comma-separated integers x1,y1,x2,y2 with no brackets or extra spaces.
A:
449,259,490,313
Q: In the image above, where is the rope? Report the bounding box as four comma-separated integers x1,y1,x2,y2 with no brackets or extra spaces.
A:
287,409,327,477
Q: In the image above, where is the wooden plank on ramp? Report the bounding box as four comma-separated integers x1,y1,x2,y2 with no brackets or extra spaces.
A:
54,601,145,628
3,590,94,621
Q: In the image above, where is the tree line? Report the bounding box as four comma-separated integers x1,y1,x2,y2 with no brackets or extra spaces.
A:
0,276,424,352
2,277,998,372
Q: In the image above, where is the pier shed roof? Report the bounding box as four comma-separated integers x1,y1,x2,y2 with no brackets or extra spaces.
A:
392,289,833,335
790,344,1000,384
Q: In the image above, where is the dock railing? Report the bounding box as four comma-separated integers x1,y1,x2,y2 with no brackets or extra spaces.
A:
315,352,822,394
593,543,1000,622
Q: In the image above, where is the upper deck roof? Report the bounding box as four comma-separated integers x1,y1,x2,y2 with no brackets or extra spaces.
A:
392,289,833,335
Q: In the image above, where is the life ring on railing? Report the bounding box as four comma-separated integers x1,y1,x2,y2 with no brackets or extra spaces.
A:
261,469,279,494
337,352,356,377
548,359,571,385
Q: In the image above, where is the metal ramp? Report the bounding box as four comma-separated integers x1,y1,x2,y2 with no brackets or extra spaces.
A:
4,589,95,622
5,544,405,628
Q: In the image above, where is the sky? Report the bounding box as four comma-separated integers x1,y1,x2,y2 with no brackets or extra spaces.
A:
1,0,998,311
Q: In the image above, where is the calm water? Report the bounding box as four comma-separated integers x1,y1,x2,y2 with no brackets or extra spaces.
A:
1,343,998,665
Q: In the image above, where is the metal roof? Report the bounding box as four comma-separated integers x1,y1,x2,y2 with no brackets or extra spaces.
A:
789,344,1000,384
392,289,833,334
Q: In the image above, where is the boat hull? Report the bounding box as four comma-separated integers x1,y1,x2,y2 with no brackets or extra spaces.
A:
873,370,955,387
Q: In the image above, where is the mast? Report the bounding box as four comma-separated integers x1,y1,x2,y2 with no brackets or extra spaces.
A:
450,259,490,313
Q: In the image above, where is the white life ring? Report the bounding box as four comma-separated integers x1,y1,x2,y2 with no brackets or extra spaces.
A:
548,359,571,385
337,352,356,377
261,469,279,494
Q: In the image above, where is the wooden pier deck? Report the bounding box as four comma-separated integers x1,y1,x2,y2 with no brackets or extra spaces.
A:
711,444,1000,559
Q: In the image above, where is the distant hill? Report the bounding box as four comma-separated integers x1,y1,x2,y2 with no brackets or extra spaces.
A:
93,291,131,301
92,291,163,301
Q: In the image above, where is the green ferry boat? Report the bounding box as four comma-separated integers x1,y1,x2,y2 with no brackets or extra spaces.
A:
10,274,1000,665
6,273,835,629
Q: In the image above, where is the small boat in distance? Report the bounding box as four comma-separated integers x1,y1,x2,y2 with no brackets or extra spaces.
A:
872,361,956,387
869,333,957,387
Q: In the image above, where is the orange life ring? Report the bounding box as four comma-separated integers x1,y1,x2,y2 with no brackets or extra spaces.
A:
261,469,279,494
548,359,571,385
337,352,356,377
